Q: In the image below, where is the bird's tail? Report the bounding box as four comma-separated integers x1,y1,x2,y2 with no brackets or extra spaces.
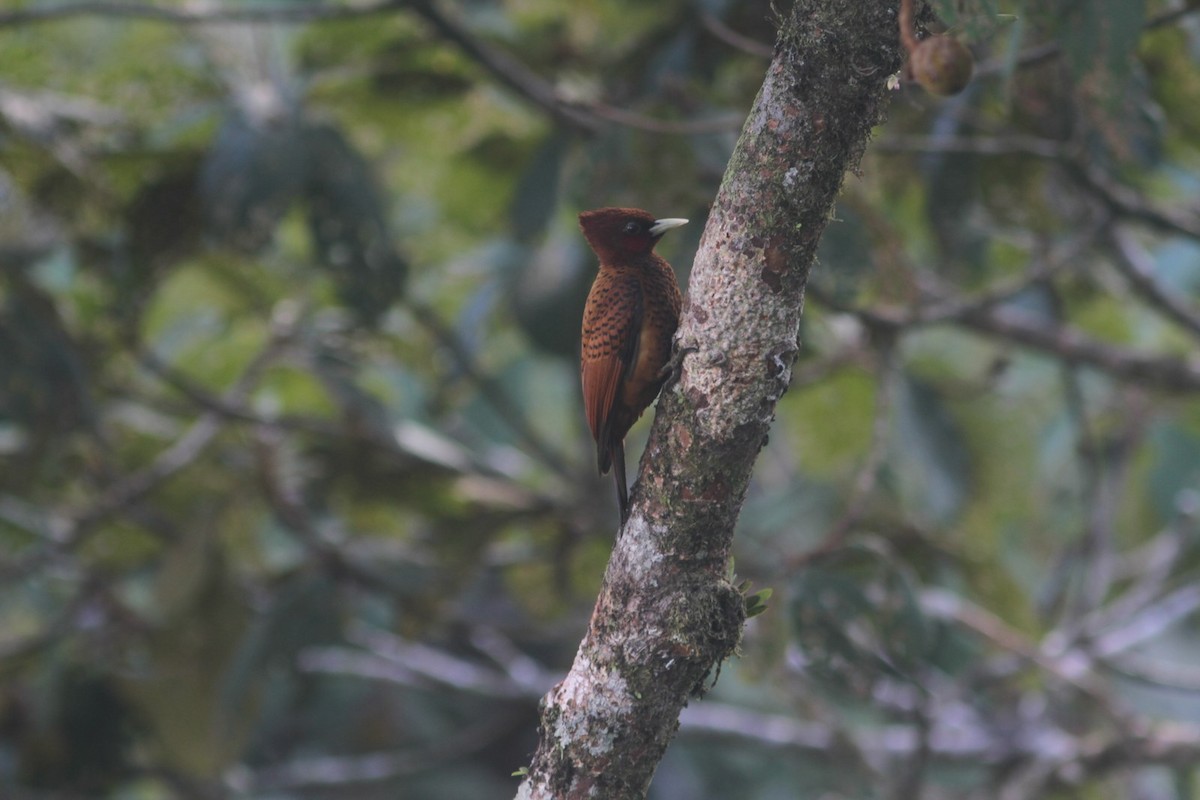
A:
612,440,629,523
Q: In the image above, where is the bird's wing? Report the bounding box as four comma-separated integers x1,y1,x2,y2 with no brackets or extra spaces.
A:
581,281,643,464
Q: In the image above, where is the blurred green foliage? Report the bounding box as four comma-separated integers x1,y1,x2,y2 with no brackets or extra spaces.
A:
2,1,1200,798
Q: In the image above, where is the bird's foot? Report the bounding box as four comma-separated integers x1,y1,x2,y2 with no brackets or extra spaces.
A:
659,343,698,388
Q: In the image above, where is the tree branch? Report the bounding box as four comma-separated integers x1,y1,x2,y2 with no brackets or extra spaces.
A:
516,1,905,797
1109,226,1200,340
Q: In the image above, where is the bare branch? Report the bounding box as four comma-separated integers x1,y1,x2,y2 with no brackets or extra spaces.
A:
956,303,1200,392
408,301,575,477
792,342,899,567
409,1,744,135
872,133,1069,159
974,2,1200,78
1071,160,1200,241
1089,584,1200,659
699,11,774,59
229,712,520,792
820,293,1200,393
1109,226,1200,340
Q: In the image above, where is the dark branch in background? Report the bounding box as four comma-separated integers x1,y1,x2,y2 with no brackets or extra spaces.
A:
874,132,1200,253
137,340,554,508
1072,161,1200,241
407,1,743,135
0,334,284,582
956,304,1200,391
251,427,422,597
9,0,1199,142
279,603,1200,795
1053,281,1117,621
699,11,774,59
809,243,1200,396
973,1,1200,78
404,0,596,133
794,342,899,567
873,134,1068,159
408,302,575,477
0,0,744,136
1110,227,1200,339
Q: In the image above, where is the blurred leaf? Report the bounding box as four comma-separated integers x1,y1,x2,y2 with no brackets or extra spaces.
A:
891,372,971,528
7,667,138,794
220,572,341,724
813,206,874,302
199,110,308,253
507,231,592,359
302,122,408,325
780,368,875,478
1144,421,1200,525
126,156,205,269
1153,238,1200,297
1062,0,1146,91
932,0,1006,38
120,553,253,777
140,263,270,385
923,149,987,272
510,131,568,242
0,271,92,445
790,546,931,689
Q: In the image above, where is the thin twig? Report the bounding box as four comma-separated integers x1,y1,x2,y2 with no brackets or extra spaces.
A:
974,2,1200,79
1089,584,1200,659
410,0,742,135
956,303,1200,392
1089,526,1184,635
405,0,596,133
1103,655,1200,694
229,710,522,792
794,340,899,566
872,134,1068,159
817,289,1200,393
1071,160,1200,241
699,11,773,59
0,0,743,136
1109,226,1200,340
0,338,281,581
1051,278,1114,623
408,301,575,476
921,588,1128,722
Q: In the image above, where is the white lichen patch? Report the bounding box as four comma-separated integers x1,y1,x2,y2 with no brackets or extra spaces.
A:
551,653,633,757
614,515,667,583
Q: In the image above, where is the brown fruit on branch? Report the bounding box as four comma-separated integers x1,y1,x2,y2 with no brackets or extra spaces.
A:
910,35,974,96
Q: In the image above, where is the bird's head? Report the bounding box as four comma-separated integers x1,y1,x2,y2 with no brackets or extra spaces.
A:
578,207,688,262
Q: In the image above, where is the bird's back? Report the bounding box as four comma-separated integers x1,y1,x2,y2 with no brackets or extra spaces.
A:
581,255,681,471
620,255,681,425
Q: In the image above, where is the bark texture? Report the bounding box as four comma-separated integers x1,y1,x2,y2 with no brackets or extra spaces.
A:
517,2,904,797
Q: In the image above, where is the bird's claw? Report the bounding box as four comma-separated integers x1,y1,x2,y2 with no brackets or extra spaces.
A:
659,344,698,388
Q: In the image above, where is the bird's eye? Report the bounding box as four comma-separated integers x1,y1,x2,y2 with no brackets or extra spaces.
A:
622,221,643,235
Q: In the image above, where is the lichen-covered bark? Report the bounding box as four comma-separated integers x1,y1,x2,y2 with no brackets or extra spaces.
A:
516,2,904,797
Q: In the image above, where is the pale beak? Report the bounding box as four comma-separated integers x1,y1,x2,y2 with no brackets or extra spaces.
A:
649,218,688,237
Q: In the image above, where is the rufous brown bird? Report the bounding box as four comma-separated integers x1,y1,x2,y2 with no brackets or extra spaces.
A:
579,207,687,522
